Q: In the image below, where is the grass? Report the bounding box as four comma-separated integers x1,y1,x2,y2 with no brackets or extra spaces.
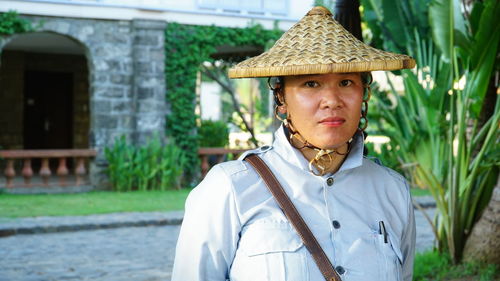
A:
411,188,432,197
414,250,499,281
0,187,431,218
0,189,191,218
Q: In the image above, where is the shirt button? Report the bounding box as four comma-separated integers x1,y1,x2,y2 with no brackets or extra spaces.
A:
326,177,334,186
335,265,345,275
332,220,341,229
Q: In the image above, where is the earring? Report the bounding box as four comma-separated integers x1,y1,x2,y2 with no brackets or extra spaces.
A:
359,112,368,131
274,105,287,123
359,86,371,132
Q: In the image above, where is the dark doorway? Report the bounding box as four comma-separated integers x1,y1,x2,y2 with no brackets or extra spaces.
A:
23,71,73,150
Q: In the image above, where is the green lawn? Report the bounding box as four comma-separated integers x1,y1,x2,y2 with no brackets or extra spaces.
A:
0,187,433,218
411,188,432,197
0,189,191,218
414,250,498,281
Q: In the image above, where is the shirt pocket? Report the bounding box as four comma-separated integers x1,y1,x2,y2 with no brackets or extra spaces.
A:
231,222,308,281
376,231,403,281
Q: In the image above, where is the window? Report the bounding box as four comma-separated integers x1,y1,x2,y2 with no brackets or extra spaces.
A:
198,0,288,16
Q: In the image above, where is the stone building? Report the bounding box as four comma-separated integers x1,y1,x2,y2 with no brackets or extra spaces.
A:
0,17,167,188
0,0,312,189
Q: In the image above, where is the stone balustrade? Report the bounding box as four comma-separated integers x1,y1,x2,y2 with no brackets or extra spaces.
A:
1,148,248,188
198,148,248,178
0,149,97,188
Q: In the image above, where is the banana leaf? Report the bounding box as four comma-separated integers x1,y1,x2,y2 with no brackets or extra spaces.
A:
429,0,456,62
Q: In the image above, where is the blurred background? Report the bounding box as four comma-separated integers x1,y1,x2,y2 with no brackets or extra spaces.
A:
0,0,498,280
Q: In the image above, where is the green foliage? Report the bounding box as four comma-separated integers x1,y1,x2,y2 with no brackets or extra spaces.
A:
0,190,190,218
198,119,229,147
414,251,499,281
365,0,500,263
425,0,499,263
410,188,432,197
104,136,187,191
414,251,451,281
164,23,282,181
0,10,33,35
364,141,403,175
361,0,430,55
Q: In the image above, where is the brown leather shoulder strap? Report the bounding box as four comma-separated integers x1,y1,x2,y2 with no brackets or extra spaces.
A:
245,154,342,281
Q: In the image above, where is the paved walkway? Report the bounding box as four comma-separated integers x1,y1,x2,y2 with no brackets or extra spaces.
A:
0,198,436,281
0,211,184,237
0,225,180,281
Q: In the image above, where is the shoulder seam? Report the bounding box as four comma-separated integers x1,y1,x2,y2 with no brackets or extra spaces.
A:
218,160,249,176
363,158,407,185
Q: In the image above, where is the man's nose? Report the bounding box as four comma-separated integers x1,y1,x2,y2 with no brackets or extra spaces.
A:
319,86,343,109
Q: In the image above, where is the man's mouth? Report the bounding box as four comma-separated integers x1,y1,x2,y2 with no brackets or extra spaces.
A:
319,117,345,127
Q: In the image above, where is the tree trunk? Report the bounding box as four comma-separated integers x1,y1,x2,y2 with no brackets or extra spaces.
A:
462,176,500,265
334,0,363,41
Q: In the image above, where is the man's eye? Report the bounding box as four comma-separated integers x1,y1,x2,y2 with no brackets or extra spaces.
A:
340,80,353,87
305,81,319,88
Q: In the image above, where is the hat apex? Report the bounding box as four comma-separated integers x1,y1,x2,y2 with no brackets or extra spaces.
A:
228,6,415,78
307,6,332,16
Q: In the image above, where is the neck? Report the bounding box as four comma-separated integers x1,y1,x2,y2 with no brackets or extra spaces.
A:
284,125,351,175
289,135,349,175
301,143,349,175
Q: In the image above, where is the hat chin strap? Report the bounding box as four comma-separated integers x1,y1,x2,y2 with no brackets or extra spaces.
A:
284,118,352,176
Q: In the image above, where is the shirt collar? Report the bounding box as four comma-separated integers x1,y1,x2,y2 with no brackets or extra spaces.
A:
272,125,364,176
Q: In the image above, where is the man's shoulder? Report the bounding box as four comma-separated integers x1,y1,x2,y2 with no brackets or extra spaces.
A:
361,157,408,187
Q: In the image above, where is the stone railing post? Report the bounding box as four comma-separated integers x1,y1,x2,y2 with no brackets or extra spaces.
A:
0,149,97,188
22,159,33,186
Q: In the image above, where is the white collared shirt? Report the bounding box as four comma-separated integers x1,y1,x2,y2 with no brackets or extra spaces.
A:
172,127,415,281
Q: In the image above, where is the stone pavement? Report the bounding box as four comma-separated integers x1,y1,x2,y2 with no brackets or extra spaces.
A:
0,211,184,237
0,225,180,281
0,198,436,281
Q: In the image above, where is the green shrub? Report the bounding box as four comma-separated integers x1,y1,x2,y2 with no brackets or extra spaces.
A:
365,141,403,175
414,251,451,281
198,120,229,147
104,136,187,191
0,10,33,35
414,250,499,281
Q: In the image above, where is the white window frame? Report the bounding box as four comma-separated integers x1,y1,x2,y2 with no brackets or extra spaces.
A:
197,0,288,16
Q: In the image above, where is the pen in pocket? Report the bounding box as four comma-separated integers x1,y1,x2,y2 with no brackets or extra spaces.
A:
378,221,388,243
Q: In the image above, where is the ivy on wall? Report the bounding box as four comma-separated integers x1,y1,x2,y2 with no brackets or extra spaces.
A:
0,11,33,35
164,23,282,183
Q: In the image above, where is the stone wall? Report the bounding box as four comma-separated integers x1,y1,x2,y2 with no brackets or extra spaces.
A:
132,20,167,145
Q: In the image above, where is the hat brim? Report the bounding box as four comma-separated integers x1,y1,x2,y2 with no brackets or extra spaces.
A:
229,58,415,78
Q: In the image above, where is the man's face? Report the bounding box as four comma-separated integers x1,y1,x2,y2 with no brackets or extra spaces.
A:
280,73,364,149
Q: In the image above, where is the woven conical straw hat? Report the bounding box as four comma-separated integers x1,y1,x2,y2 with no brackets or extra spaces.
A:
228,6,415,78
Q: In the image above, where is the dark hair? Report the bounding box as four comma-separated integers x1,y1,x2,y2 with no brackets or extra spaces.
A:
361,72,373,86
268,76,285,106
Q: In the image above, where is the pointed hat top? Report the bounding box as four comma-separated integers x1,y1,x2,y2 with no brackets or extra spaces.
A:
228,6,415,78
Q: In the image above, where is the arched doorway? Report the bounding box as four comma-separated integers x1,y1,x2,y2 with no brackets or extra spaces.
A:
0,32,90,151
